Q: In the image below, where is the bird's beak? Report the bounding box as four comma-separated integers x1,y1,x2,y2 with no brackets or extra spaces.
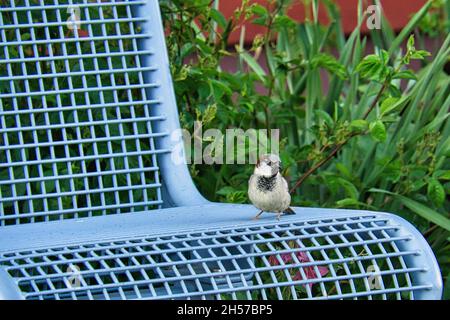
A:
278,163,283,172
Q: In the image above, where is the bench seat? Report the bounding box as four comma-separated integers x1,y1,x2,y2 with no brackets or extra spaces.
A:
0,204,442,300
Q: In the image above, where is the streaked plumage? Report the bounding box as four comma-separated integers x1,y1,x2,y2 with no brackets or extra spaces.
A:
248,154,295,220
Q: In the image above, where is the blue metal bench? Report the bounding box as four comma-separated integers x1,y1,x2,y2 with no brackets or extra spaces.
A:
0,0,442,300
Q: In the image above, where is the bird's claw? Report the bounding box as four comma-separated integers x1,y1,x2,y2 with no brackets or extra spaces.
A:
252,210,264,221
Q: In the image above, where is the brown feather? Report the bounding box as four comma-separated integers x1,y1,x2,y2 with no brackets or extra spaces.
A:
283,207,296,215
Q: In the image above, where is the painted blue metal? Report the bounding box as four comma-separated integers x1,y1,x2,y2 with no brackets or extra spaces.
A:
0,0,442,300
0,267,24,300
132,0,207,207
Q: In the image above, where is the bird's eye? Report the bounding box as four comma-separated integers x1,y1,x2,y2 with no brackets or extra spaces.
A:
267,161,272,166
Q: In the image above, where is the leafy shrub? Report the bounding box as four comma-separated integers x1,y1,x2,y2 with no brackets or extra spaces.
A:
161,0,450,298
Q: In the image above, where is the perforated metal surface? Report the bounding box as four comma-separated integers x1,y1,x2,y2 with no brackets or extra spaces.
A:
0,0,166,225
0,214,434,300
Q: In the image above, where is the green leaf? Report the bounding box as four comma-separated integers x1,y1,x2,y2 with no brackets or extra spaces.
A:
379,49,390,64
349,119,368,132
273,15,296,30
216,186,235,196
444,277,450,300
250,3,268,17
336,198,360,207
410,50,432,60
174,64,189,81
21,33,31,41
210,79,232,99
311,53,348,79
336,163,353,180
399,196,450,231
380,97,400,116
427,178,445,206
336,198,376,210
341,180,359,200
388,84,402,97
355,52,392,82
436,170,450,180
238,50,266,83
250,4,268,25
210,8,227,29
370,188,450,232
369,120,387,142
314,109,334,127
355,54,382,79
407,35,415,52
202,104,217,124
392,70,417,80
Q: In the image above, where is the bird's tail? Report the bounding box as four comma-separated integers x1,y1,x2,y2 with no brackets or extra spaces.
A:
283,207,296,215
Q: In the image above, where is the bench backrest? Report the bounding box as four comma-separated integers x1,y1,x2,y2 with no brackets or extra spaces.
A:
0,0,180,225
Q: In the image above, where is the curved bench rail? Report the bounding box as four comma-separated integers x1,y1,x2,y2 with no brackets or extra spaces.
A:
134,0,209,207
0,267,24,300
0,205,442,300
386,214,442,299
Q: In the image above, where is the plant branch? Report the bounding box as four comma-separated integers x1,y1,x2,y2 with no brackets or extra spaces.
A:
290,80,390,195
362,80,389,120
290,134,355,194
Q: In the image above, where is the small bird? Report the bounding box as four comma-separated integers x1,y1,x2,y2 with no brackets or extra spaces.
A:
248,154,296,220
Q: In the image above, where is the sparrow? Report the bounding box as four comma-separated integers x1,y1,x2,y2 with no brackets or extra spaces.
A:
248,154,296,220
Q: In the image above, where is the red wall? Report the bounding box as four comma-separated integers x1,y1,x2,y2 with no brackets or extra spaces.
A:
219,0,428,44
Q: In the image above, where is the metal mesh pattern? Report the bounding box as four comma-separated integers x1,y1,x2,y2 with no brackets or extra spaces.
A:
0,0,166,225
0,215,433,300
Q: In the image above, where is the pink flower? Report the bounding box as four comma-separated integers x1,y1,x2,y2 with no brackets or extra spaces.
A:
292,251,329,289
66,29,89,39
75,29,89,38
295,251,309,262
268,249,329,289
268,253,293,266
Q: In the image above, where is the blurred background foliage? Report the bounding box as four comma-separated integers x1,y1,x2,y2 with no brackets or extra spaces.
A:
161,0,450,298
